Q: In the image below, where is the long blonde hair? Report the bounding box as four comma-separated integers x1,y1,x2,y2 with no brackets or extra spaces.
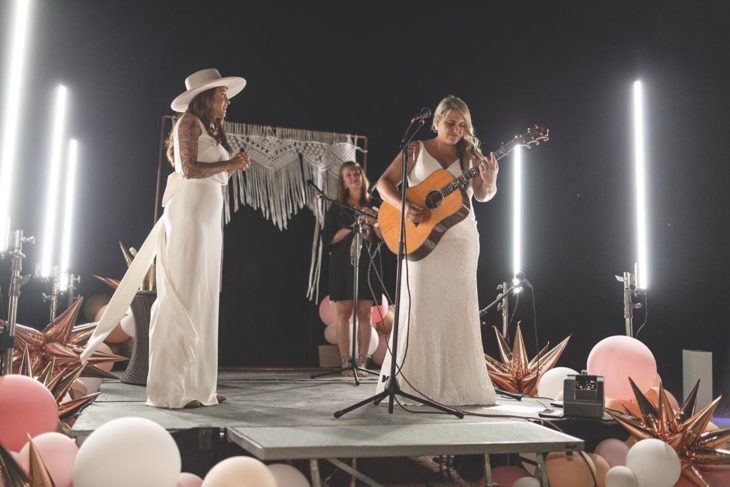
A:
336,161,372,206
432,95,483,167
166,88,232,165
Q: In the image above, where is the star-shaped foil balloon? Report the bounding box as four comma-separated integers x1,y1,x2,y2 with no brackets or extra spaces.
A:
484,323,571,396
606,378,730,486
10,298,127,380
0,436,56,487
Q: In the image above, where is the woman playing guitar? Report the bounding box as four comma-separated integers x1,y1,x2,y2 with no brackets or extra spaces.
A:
375,95,499,406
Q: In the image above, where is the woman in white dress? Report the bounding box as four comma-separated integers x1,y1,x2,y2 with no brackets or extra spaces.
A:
144,69,252,408
376,95,498,406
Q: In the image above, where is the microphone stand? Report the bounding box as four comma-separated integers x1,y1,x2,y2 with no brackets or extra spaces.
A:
334,116,463,419
309,184,379,383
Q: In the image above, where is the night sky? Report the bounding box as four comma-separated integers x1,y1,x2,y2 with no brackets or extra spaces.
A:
1,1,729,408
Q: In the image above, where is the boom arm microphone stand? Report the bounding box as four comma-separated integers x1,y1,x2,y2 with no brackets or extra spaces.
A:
309,183,379,383
334,111,463,419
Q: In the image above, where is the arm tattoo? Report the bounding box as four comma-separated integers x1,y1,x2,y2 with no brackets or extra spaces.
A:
177,115,231,179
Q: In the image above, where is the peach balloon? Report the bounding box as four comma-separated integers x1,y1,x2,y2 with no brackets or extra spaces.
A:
0,375,59,451
587,336,657,401
318,295,337,326
594,438,630,467
545,452,596,487
95,343,115,373
18,433,78,487
104,323,131,344
177,472,203,487
202,457,276,487
587,453,610,487
323,325,338,345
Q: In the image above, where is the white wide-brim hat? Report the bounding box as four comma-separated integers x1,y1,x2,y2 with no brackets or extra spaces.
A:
171,68,246,112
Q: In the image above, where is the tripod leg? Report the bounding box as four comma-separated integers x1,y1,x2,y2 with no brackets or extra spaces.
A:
334,389,389,418
396,390,464,418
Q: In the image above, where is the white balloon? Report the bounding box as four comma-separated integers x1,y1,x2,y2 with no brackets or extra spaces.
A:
202,457,276,487
73,417,180,487
626,439,680,487
120,311,136,338
605,465,639,487
268,463,310,487
537,366,578,399
512,476,540,487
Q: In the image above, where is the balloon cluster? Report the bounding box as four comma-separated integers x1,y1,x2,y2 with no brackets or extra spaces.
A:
318,294,394,366
0,414,312,487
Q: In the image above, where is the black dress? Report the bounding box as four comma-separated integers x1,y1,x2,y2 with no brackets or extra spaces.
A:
322,204,384,302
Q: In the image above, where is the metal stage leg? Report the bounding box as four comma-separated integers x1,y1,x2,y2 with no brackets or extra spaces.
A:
328,458,383,487
536,452,549,486
310,459,322,487
483,453,493,486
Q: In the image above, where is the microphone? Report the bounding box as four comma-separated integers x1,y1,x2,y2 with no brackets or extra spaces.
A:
410,106,432,123
515,272,533,289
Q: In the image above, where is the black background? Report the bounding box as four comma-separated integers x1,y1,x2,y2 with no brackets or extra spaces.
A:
1,1,728,411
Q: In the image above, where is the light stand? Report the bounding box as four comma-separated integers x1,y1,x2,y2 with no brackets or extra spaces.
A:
37,265,61,322
615,267,645,337
498,281,510,336
65,273,80,309
0,229,34,376
310,184,379,383
479,279,525,325
334,115,463,419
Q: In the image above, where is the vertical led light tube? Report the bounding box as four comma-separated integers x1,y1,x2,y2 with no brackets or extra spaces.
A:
0,0,33,251
59,139,78,291
633,80,649,289
512,145,523,284
39,85,68,277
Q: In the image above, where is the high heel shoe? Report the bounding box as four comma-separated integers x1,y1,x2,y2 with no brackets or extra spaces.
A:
356,354,369,377
340,354,354,377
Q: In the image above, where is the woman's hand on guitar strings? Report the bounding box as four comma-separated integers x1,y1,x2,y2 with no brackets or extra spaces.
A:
405,201,426,224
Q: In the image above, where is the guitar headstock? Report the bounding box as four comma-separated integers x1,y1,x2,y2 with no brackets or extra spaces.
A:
514,124,549,148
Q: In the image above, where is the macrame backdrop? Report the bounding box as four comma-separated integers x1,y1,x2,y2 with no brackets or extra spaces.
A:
222,121,365,300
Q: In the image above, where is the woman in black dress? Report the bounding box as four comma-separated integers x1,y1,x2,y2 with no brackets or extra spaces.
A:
322,161,383,376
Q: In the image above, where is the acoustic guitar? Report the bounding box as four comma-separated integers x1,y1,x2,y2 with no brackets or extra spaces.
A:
377,125,549,261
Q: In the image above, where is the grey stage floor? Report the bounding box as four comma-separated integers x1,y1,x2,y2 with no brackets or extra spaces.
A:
72,369,583,435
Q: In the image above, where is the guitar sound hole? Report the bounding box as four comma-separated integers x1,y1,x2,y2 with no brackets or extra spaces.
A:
425,191,443,210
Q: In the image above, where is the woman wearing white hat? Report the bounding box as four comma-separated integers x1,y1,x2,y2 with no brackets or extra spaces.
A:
80,68,251,409
144,68,251,408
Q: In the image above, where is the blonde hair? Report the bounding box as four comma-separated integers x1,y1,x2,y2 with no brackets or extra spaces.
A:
336,161,372,206
432,95,483,166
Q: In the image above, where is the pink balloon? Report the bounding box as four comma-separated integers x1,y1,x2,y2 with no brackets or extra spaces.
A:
478,465,531,486
0,374,59,451
323,325,338,345
318,295,337,326
587,335,656,400
594,438,630,467
370,333,388,366
674,475,696,486
369,300,389,327
17,433,78,487
177,472,204,487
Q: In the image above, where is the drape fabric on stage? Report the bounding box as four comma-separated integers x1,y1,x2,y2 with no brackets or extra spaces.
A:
223,121,364,300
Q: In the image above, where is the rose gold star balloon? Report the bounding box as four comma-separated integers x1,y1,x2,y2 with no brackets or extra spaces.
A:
26,437,55,487
0,441,30,486
484,323,571,396
12,298,127,379
606,378,730,486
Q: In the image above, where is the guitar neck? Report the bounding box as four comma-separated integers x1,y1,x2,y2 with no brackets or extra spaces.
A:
441,139,519,196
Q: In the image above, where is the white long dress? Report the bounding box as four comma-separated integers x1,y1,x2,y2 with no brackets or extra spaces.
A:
146,117,229,408
377,141,496,406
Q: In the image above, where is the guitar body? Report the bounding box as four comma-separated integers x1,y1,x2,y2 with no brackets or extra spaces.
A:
377,169,470,261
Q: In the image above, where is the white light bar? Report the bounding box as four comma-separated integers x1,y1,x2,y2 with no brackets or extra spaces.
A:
0,0,33,252
512,145,523,285
59,139,78,291
39,85,68,277
633,80,649,289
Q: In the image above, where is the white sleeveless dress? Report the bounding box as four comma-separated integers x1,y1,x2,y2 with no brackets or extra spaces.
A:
377,141,497,406
146,117,228,408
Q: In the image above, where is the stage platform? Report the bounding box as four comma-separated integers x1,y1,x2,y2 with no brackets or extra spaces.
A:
71,369,610,486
